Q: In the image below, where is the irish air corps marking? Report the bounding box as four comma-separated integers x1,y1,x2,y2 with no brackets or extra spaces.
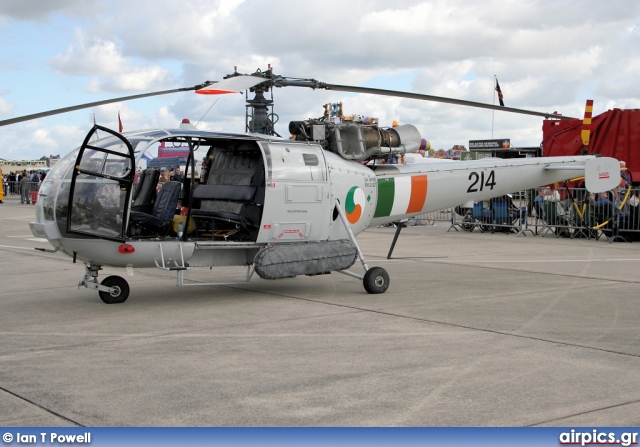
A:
374,175,428,218
345,186,366,224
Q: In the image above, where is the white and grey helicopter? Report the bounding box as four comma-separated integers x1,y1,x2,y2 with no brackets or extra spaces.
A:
1,68,620,303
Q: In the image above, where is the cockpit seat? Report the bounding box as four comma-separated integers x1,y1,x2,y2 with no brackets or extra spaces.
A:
190,184,259,238
131,168,159,213
191,185,257,222
129,181,180,234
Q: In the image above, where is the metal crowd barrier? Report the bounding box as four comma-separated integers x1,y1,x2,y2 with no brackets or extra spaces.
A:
413,187,640,243
2,181,41,202
410,209,452,226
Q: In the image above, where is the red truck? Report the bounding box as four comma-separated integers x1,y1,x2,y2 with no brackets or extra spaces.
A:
542,108,640,182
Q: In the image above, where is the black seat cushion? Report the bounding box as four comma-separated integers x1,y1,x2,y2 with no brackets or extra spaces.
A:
129,181,180,230
191,184,258,227
130,210,165,228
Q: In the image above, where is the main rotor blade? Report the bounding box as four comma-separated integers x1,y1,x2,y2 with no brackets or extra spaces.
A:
196,75,267,94
0,86,202,127
321,84,577,120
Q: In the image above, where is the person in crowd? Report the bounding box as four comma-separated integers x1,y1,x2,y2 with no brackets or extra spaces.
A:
542,186,568,216
533,188,546,217
157,169,170,191
8,171,16,194
538,185,571,236
19,170,31,204
170,167,184,183
595,192,616,220
30,170,40,186
488,194,524,232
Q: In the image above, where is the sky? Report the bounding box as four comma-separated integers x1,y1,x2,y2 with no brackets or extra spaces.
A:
1,0,639,161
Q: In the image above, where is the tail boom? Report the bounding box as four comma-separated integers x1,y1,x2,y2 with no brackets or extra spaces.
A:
369,156,617,226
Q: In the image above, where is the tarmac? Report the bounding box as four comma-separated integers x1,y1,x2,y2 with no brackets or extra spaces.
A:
0,198,639,427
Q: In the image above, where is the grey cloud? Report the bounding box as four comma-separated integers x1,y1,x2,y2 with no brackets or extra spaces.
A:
0,0,94,20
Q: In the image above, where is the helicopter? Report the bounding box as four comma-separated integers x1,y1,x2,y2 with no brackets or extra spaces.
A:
1,67,620,304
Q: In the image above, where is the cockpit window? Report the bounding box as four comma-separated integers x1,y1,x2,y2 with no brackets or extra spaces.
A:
66,125,135,242
78,149,132,178
265,143,326,182
302,153,319,166
68,176,127,239
48,149,79,180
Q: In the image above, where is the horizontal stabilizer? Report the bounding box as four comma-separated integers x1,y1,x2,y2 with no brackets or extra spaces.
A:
584,157,620,193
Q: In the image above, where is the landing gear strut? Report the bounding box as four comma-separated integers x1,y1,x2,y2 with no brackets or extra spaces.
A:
334,201,390,294
79,263,130,304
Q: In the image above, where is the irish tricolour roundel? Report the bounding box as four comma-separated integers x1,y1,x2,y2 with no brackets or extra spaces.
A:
345,186,366,224
374,175,428,218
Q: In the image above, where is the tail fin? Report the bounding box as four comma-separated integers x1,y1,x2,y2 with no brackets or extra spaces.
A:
584,157,619,193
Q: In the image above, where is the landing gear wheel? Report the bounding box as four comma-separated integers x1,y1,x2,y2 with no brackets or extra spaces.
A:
99,275,130,304
363,267,390,294
461,216,474,232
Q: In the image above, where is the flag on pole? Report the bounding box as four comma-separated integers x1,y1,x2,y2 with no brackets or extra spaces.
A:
495,78,504,106
118,112,123,132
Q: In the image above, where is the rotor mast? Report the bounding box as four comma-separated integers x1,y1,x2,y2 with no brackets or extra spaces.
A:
245,81,275,135
224,66,323,136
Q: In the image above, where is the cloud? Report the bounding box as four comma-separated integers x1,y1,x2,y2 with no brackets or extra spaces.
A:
3,0,640,161
0,0,92,21
0,96,14,115
48,29,129,76
93,66,177,93
48,28,178,94
84,0,247,62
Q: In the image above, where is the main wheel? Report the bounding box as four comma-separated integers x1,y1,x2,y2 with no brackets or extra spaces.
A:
363,267,390,294
461,216,474,232
99,275,130,304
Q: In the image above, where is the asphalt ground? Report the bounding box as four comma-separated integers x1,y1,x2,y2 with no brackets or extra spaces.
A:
0,199,639,427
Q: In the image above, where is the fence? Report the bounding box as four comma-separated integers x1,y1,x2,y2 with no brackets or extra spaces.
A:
411,187,640,243
2,181,41,203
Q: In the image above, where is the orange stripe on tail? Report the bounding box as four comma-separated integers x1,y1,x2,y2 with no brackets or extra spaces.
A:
407,175,428,213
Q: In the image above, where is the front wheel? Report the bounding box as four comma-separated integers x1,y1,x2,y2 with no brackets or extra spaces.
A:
363,267,390,294
99,275,130,304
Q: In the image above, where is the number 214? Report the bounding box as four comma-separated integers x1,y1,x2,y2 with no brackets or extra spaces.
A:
467,170,496,193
